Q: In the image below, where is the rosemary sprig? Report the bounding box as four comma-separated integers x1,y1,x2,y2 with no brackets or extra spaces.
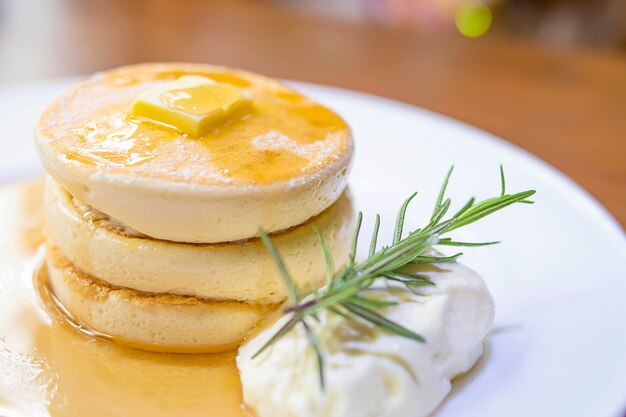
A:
254,166,535,389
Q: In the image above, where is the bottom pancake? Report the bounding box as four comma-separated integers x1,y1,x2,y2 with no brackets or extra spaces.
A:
44,244,277,353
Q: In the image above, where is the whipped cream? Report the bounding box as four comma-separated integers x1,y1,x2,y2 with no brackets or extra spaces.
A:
237,261,494,417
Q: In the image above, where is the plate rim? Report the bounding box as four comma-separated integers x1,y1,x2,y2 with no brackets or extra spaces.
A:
1,76,625,416
290,80,626,247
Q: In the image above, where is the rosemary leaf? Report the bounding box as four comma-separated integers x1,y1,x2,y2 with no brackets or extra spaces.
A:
447,190,536,232
347,294,398,308
438,238,500,247
314,225,335,290
432,166,454,218
252,315,300,359
259,228,299,304
412,253,463,263
500,164,506,196
369,214,381,256
348,212,363,267
303,321,325,390
394,192,417,244
382,272,434,286
343,302,426,343
453,196,475,219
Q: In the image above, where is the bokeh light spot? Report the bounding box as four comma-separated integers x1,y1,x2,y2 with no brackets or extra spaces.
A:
455,3,492,38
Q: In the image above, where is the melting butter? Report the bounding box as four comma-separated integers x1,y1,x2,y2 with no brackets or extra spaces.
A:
131,75,252,136
160,83,246,116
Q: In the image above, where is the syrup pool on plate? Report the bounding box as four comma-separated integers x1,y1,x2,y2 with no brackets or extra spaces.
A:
0,180,249,417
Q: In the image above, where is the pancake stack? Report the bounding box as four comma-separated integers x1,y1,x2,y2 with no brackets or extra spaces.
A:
35,63,354,353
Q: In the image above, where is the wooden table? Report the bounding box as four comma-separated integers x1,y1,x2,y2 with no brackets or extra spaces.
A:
1,0,625,226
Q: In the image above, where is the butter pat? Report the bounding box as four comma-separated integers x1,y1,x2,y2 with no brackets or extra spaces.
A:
131,75,251,136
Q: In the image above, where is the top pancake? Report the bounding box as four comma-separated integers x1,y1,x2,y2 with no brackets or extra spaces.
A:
35,63,353,243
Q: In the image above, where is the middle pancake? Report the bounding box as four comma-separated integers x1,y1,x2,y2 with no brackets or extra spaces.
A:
45,177,354,304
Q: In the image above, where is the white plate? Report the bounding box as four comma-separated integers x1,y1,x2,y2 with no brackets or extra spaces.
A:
1,79,625,417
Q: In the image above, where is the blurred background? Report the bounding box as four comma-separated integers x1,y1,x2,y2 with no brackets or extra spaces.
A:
0,0,625,83
0,0,624,225
278,0,626,48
